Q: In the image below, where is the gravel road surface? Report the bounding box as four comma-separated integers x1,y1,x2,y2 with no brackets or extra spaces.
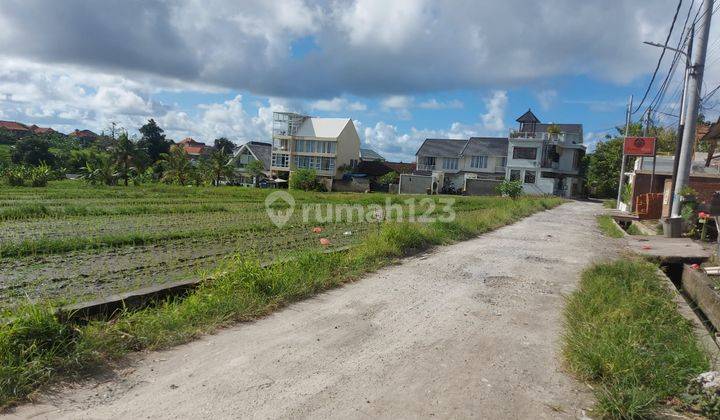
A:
9,201,614,419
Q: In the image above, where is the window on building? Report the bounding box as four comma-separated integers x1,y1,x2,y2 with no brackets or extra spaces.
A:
443,158,459,170
499,157,507,168
470,156,488,169
272,154,289,167
524,170,536,184
509,169,521,181
513,147,537,160
572,151,580,169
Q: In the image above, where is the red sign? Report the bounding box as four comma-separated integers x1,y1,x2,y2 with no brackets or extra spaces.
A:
624,137,656,156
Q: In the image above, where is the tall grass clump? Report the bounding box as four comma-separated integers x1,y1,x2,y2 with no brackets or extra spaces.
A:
597,215,625,238
0,305,92,407
563,259,709,418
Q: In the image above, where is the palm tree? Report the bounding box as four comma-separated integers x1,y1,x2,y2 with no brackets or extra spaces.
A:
208,150,234,186
114,132,139,186
245,159,265,187
159,145,193,185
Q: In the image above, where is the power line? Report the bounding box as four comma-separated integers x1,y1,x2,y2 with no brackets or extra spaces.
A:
633,0,685,114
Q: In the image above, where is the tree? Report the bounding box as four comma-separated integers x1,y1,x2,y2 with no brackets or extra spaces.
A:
213,137,235,155
378,171,399,185
245,159,265,187
138,119,171,164
159,145,193,185
11,136,54,166
585,137,627,198
207,150,234,186
113,132,141,186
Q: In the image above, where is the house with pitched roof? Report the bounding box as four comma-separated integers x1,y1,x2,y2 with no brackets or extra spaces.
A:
177,138,212,161
415,137,508,191
270,112,361,189
229,141,272,186
507,109,585,197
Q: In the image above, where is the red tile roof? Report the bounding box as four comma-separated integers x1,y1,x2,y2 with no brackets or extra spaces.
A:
178,137,206,146
0,120,29,131
184,145,209,155
69,129,98,139
29,124,54,134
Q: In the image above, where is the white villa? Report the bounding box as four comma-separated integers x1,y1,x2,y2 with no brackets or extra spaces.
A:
506,110,585,197
412,109,585,197
270,112,361,190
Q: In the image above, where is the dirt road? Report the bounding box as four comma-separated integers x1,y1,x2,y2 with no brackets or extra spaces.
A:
10,201,614,419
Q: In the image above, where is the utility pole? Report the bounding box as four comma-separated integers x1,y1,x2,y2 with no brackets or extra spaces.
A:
671,0,713,221
667,25,694,217
617,95,633,210
646,107,659,193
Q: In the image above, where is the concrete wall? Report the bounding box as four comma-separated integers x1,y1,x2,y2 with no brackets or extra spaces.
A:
399,174,432,194
332,178,369,193
465,179,501,196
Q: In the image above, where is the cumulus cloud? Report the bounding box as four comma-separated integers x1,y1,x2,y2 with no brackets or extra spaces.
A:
480,90,508,132
418,99,464,110
536,89,557,111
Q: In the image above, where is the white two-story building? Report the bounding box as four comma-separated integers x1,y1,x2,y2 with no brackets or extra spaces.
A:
270,112,361,190
506,110,585,197
415,137,508,192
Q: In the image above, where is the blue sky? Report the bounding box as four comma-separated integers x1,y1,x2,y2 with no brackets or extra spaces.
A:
0,0,717,161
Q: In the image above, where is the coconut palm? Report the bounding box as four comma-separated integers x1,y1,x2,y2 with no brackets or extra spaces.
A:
159,145,193,185
207,150,234,186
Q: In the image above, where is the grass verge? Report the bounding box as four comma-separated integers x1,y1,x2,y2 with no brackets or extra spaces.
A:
0,196,561,407
597,215,625,238
563,259,709,418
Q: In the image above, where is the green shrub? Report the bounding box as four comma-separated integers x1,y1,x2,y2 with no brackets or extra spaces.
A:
2,165,28,186
29,163,51,187
496,179,523,199
289,168,324,191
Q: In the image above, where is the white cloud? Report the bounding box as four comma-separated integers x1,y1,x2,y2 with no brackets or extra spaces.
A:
418,98,464,109
309,97,367,112
480,90,507,132
536,89,557,111
381,95,413,109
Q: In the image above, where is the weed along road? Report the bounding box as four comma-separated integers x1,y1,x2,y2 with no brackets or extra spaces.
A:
11,201,613,419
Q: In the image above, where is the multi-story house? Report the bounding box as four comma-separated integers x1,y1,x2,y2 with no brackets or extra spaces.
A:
177,137,213,162
270,112,361,189
228,141,272,186
506,110,585,197
415,137,508,191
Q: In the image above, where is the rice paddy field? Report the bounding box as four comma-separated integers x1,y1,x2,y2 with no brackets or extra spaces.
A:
0,181,557,309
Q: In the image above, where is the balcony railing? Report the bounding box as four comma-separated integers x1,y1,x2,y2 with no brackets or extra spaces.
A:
509,130,581,145
417,164,436,171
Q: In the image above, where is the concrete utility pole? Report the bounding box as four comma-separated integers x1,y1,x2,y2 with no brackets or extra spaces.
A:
617,95,633,210
646,107,659,192
667,25,694,216
671,0,714,219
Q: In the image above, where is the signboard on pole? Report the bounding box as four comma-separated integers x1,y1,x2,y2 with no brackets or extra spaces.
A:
623,137,657,156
